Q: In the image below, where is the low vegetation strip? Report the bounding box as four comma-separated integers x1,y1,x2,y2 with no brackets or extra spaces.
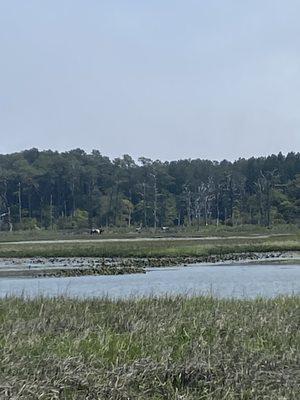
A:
0,265,146,278
0,296,299,399
0,252,297,279
0,235,299,258
0,225,298,243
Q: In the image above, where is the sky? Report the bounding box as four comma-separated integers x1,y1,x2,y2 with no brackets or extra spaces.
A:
0,0,300,161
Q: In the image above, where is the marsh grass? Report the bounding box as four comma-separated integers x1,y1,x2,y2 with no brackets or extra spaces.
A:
0,296,299,399
0,235,299,258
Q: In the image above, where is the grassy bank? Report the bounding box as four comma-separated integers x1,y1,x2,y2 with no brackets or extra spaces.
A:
0,296,299,399
0,234,299,258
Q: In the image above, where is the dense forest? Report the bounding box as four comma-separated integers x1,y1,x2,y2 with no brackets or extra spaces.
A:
0,149,299,231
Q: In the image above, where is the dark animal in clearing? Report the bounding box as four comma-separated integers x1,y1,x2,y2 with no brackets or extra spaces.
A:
90,228,104,235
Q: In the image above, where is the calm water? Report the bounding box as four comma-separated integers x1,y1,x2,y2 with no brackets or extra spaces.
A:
0,263,299,299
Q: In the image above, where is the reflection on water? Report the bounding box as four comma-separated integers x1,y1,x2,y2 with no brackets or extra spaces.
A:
0,263,299,299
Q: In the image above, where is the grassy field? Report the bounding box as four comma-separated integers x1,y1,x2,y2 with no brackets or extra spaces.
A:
0,296,299,399
0,224,299,243
0,234,299,258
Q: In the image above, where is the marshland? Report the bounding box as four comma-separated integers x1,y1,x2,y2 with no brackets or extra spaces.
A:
0,231,299,398
0,295,299,399
2,0,300,397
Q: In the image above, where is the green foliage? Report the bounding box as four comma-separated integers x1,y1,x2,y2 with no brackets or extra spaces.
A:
0,149,299,231
14,218,39,231
56,209,89,230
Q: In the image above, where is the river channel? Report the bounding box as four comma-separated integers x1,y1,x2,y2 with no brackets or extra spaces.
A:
0,262,299,299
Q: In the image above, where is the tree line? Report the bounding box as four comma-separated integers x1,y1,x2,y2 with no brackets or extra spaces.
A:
0,148,299,231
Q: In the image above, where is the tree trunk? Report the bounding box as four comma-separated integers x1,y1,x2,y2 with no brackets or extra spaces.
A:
143,182,147,227
128,210,131,227
114,183,119,226
0,181,13,231
204,196,208,226
50,194,53,229
71,180,76,217
18,182,22,223
7,207,12,231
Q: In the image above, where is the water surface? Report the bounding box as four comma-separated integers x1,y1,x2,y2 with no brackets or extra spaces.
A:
0,263,299,299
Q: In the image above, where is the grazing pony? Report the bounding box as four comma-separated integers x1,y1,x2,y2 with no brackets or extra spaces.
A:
90,228,104,235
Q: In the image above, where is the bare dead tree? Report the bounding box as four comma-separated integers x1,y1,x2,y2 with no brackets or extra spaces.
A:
142,182,147,227
0,179,13,231
194,180,214,227
151,173,158,231
137,182,148,227
215,186,220,226
255,169,278,227
18,182,22,223
183,185,192,226
50,193,54,229
194,187,201,230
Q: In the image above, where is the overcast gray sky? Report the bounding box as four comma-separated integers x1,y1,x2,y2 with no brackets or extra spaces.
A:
0,1,300,161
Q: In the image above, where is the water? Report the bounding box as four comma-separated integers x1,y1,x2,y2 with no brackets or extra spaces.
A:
0,263,299,299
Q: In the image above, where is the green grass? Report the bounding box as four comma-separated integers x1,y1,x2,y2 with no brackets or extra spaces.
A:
0,234,299,258
0,296,299,399
0,224,299,243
